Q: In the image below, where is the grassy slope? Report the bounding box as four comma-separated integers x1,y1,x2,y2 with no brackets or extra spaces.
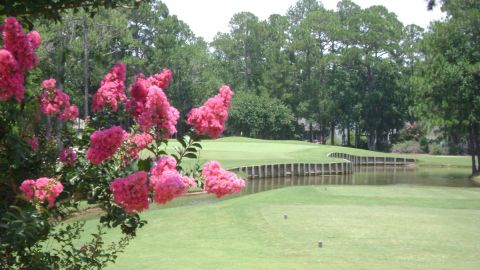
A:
181,137,471,169
83,185,480,270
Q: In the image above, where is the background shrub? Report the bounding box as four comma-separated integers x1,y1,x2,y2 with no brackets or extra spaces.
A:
391,140,424,154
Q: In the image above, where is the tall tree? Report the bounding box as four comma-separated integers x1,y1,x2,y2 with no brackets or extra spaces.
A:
414,0,480,175
356,5,405,150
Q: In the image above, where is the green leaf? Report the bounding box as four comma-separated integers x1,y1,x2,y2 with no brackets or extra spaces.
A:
183,152,197,159
192,142,202,149
177,137,187,148
186,147,197,153
137,159,151,172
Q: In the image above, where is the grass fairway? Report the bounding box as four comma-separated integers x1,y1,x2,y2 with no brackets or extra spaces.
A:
75,137,476,269
77,185,480,270
170,137,472,169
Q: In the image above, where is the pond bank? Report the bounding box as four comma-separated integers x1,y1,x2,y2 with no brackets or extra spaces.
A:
228,152,416,179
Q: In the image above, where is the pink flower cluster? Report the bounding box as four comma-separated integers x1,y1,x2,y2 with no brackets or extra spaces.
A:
123,132,154,163
59,147,77,166
201,161,245,198
126,69,177,137
39,78,79,121
20,177,64,207
28,135,38,151
147,68,173,90
0,17,40,102
92,62,127,112
110,171,149,213
149,156,195,204
137,86,179,137
130,132,153,149
187,85,234,139
86,126,126,164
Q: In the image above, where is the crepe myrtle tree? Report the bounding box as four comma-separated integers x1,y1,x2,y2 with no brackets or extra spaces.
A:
0,17,244,269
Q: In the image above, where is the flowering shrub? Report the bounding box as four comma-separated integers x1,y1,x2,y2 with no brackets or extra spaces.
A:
0,16,244,269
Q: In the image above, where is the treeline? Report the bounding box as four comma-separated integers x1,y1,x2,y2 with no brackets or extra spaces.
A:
23,0,480,166
212,0,420,151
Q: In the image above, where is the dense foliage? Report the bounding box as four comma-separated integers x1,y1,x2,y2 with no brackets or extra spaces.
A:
413,0,480,174
0,16,244,269
1,0,474,166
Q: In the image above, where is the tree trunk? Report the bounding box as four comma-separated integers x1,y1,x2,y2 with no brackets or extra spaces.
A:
469,124,478,175
330,122,335,145
243,40,248,92
474,123,480,173
309,122,313,142
347,125,351,147
83,17,89,119
367,131,377,151
355,124,360,148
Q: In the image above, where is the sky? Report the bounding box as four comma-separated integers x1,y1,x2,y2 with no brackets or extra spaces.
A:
161,0,445,42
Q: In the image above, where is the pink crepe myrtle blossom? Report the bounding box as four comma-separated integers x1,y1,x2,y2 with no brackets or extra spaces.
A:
150,170,193,204
110,171,149,213
40,88,69,115
150,156,177,177
181,175,197,189
59,105,79,121
137,86,179,137
147,68,172,90
19,179,35,200
0,49,24,102
19,177,64,207
2,17,38,72
27,31,41,49
125,75,148,118
59,147,77,166
28,135,38,151
123,132,153,163
187,85,234,139
86,126,126,164
130,132,153,149
41,78,56,90
126,69,173,118
39,78,79,121
149,156,196,204
0,17,40,102
92,62,127,112
201,161,245,198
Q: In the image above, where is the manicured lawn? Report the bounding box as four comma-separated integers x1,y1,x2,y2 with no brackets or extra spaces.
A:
73,185,480,270
166,137,471,169
72,137,477,269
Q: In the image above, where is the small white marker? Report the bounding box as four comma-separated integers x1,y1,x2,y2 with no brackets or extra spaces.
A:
318,240,323,248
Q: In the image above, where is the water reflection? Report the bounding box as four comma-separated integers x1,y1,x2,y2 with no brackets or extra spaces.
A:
242,166,478,194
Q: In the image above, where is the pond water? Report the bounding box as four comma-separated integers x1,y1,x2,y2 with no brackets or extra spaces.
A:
241,166,478,194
